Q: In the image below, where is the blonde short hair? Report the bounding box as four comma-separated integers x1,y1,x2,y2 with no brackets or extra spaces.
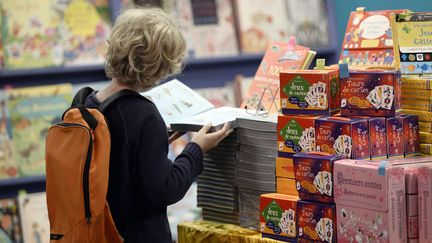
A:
105,7,186,91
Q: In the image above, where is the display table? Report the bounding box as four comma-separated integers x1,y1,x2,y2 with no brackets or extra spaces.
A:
178,220,281,243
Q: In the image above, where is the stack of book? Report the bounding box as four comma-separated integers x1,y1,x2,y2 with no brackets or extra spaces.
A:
197,133,239,225
235,115,277,229
392,12,432,156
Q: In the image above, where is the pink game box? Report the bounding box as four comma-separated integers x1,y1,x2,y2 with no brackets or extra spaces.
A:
334,159,407,242
418,164,432,242
337,204,399,243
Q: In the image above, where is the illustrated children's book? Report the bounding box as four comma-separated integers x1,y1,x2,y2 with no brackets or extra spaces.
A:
339,7,408,69
7,84,73,177
141,79,214,128
18,192,49,243
0,198,22,243
241,40,311,114
59,0,112,66
0,91,17,179
392,12,432,75
171,0,238,58
233,0,291,53
1,0,64,69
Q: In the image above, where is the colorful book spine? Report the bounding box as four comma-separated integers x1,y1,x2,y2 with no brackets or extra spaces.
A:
402,109,432,122
420,132,432,144
401,76,432,90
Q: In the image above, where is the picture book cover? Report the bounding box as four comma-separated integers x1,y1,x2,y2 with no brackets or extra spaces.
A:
7,84,73,177
339,8,407,69
241,40,310,114
1,0,64,69
0,90,17,179
59,0,111,66
18,192,49,243
195,84,236,108
171,0,238,58
141,79,214,128
0,198,22,243
392,12,432,75
234,0,291,53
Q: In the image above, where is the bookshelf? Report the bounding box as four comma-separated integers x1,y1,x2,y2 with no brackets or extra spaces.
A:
0,0,339,196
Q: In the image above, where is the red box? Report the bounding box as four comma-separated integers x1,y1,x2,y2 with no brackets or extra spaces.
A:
340,70,401,117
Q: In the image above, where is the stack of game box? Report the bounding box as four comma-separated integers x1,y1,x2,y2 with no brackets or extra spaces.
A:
235,116,277,230
197,133,239,225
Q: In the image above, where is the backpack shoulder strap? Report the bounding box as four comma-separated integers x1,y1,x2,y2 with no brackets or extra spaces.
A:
98,89,146,113
72,87,94,107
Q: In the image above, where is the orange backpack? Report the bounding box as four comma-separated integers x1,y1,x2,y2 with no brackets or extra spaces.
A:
45,88,142,243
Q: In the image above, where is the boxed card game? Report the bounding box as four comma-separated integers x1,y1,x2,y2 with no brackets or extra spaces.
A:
402,88,432,100
420,132,432,144
401,75,432,90
280,69,339,115
293,152,342,203
297,200,337,243
260,193,298,242
276,177,298,197
334,159,407,242
340,70,401,117
419,121,432,133
402,109,432,122
387,116,404,158
369,117,387,160
402,115,420,157
276,157,294,179
418,164,432,242
315,117,370,159
337,204,399,243
277,115,320,156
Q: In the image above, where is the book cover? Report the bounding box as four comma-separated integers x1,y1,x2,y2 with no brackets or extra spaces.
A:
241,41,310,114
60,0,111,66
0,90,17,179
234,0,291,53
141,79,214,128
0,198,22,243
1,0,64,69
7,84,73,177
171,0,238,58
284,0,330,48
339,8,407,69
195,84,236,108
18,192,49,243
392,12,432,75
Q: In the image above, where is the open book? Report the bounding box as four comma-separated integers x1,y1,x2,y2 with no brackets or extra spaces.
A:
141,79,214,129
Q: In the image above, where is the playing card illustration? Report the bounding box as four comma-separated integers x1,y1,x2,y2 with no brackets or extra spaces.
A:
279,209,296,237
299,127,316,152
367,85,394,110
305,82,327,109
334,135,352,158
316,218,333,243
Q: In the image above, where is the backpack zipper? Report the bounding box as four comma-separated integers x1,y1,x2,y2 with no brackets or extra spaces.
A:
56,123,93,224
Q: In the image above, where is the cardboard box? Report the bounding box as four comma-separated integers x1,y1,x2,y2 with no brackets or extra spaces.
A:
420,143,432,155
340,70,401,117
418,164,432,242
260,193,298,242
276,157,294,179
402,115,421,157
334,159,407,242
387,116,404,158
403,100,432,112
407,194,418,217
408,216,419,239
276,177,298,197
405,169,418,195
297,200,336,243
277,115,319,156
337,204,401,243
293,152,341,203
280,69,340,115
369,117,388,160
315,117,370,159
